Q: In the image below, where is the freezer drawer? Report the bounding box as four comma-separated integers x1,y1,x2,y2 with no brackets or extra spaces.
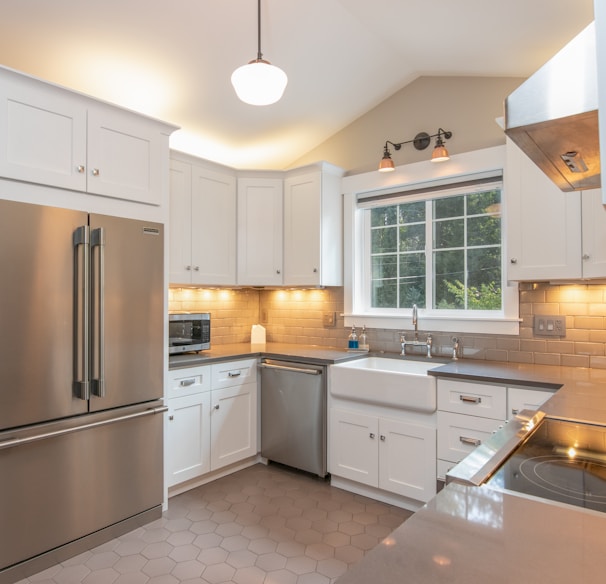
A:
0,403,165,574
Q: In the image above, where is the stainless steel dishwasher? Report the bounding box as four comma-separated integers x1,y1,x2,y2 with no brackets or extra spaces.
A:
259,358,327,477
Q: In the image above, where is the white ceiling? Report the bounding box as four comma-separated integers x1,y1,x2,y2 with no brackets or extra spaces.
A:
0,0,595,169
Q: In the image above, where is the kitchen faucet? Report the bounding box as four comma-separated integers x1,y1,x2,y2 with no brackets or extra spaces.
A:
400,304,432,357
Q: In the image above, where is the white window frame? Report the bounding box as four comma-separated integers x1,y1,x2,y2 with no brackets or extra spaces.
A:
342,146,520,335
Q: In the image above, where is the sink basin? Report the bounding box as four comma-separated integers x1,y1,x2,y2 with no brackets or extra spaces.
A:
330,357,438,412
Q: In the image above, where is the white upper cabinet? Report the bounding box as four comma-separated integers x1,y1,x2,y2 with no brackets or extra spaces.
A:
283,164,344,286
169,156,237,285
580,187,606,278
237,176,284,286
505,138,582,280
0,66,176,205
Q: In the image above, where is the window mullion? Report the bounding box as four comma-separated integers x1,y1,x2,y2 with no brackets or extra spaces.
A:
425,200,433,311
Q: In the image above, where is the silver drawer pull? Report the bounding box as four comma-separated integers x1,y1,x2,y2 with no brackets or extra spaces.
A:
459,436,481,447
511,408,519,415
228,371,241,378
179,378,196,387
459,395,482,404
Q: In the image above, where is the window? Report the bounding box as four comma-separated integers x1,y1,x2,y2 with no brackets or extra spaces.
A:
368,187,502,312
342,147,519,335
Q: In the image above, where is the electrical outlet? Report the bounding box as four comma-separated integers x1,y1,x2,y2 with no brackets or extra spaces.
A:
323,312,336,327
533,315,566,337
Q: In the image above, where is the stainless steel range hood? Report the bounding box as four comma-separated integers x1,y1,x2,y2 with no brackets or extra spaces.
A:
505,22,599,191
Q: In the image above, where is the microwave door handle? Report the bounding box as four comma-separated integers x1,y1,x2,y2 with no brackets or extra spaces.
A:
91,227,105,398
73,226,90,400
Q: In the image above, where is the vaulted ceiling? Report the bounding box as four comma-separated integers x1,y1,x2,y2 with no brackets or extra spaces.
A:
0,0,594,168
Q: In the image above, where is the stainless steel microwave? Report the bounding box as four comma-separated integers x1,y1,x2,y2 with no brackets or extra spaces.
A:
168,312,211,354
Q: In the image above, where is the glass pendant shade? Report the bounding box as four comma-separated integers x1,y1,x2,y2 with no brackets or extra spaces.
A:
378,152,395,172
231,58,288,106
431,143,450,162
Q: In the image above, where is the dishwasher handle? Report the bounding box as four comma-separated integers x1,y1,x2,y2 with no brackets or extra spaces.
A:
258,362,321,375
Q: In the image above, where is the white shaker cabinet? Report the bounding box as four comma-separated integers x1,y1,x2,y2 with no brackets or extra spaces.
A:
237,176,284,285
210,359,258,470
330,408,436,504
169,155,237,285
505,138,582,280
0,66,176,205
505,139,606,280
165,365,212,488
283,164,344,286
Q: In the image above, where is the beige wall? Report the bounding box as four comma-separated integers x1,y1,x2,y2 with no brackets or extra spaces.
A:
289,76,524,175
169,284,606,369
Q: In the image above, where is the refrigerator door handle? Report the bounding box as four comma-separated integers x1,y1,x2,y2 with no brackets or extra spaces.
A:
91,227,105,398
73,225,90,400
0,405,168,451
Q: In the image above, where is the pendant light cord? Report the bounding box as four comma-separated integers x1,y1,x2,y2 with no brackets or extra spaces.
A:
256,0,263,61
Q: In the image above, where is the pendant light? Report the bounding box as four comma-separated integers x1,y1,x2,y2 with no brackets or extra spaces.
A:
231,0,288,106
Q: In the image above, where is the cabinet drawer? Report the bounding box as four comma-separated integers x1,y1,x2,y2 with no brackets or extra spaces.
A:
508,386,552,419
437,411,503,464
167,365,211,399
437,379,506,419
211,358,257,389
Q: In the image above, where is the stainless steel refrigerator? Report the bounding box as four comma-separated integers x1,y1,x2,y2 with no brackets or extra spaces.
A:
0,199,166,583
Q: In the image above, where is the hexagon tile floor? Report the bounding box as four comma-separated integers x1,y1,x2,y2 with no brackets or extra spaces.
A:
17,463,413,584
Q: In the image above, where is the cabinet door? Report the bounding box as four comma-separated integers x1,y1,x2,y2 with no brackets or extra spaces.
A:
284,172,322,286
378,418,436,502
166,392,211,487
87,106,165,205
237,177,283,285
580,188,606,278
0,72,87,191
508,387,552,419
329,408,378,487
169,159,194,283
210,382,257,470
505,138,582,280
191,166,237,285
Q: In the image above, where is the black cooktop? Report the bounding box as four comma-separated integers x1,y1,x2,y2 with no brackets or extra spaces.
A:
488,418,606,513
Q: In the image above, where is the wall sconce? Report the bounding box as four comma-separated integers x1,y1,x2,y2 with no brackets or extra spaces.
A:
378,128,453,172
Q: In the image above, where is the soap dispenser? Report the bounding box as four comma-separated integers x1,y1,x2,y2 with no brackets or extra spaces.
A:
359,325,369,352
348,326,359,350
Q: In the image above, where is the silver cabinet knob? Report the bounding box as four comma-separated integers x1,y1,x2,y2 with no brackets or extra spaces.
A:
77,165,85,174
369,433,375,439
194,266,199,271
186,265,191,271
313,268,318,273
168,415,174,421
583,254,590,260
214,404,220,410
510,258,518,264
92,168,100,177
380,435,386,441
276,269,281,274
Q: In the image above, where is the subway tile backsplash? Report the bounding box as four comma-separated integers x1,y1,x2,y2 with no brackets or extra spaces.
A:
169,282,606,369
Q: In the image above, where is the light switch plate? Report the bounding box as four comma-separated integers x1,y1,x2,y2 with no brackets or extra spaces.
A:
323,312,336,327
533,315,566,337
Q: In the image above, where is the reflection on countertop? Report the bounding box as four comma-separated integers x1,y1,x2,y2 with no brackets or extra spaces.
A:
336,481,606,584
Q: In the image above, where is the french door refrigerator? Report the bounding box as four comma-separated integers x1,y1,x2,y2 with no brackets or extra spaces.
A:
0,199,166,582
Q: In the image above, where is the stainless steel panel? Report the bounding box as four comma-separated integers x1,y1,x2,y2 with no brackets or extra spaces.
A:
0,200,89,430
0,402,165,571
260,360,326,477
89,214,164,410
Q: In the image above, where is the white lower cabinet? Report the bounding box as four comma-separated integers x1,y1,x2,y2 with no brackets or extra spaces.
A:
166,392,211,486
166,359,258,489
330,407,436,503
436,378,555,480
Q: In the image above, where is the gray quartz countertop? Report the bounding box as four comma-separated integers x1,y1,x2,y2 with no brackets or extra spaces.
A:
169,342,364,369
336,480,606,584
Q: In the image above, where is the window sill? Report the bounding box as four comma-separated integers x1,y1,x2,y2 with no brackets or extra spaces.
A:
344,313,520,336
